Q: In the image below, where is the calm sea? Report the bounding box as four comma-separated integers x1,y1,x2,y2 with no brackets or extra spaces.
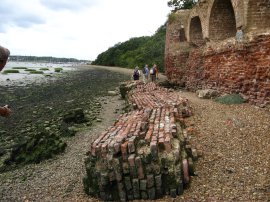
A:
0,62,76,86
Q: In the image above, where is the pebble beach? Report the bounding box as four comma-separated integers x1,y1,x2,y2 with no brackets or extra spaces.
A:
0,65,269,201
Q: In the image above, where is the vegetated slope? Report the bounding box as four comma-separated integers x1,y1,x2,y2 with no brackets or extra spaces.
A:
92,24,166,72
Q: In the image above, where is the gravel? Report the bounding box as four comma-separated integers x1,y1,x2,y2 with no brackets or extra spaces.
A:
174,91,270,202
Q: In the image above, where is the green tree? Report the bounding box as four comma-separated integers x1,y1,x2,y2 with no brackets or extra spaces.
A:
167,0,197,11
92,24,167,72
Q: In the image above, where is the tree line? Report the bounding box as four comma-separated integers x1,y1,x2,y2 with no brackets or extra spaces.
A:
92,24,167,72
9,55,89,63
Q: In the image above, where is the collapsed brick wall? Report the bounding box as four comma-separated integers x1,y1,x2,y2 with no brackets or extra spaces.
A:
185,34,270,106
185,48,204,90
83,82,197,201
165,51,190,85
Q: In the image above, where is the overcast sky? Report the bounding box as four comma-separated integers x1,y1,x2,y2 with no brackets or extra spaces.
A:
0,0,171,60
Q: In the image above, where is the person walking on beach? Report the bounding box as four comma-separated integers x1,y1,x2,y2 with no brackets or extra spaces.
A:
142,64,149,83
154,64,159,80
0,45,11,117
0,45,9,71
150,64,157,82
133,66,140,81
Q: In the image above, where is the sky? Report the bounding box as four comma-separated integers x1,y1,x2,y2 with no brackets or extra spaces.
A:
0,0,171,60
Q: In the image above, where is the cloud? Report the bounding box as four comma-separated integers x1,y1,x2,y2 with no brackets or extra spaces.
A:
0,0,46,33
39,0,99,11
1,0,171,60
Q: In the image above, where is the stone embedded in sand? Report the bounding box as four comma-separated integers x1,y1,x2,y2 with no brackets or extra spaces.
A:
196,89,219,99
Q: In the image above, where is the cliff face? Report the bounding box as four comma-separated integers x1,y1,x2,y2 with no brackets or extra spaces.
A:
165,0,270,107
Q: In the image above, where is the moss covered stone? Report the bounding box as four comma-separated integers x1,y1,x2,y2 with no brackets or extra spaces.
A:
4,131,66,165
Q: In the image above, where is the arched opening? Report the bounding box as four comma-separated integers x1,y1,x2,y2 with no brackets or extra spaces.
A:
247,0,270,31
209,0,236,41
189,16,205,46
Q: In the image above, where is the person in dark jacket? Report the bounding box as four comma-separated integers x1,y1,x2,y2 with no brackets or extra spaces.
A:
133,66,140,81
0,45,11,117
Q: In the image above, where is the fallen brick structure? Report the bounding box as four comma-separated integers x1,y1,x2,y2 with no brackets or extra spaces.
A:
83,82,196,201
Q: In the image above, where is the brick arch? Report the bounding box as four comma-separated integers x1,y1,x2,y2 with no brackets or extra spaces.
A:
247,0,270,31
208,0,237,41
189,16,205,46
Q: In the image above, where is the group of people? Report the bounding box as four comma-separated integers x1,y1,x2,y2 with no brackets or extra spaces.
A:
133,64,159,83
0,45,11,117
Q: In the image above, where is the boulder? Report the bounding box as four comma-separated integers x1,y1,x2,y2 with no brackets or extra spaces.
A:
108,91,118,96
63,108,86,124
196,89,219,99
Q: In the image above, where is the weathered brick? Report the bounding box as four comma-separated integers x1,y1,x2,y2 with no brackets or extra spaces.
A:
128,138,136,153
124,176,132,191
155,175,162,189
121,141,128,159
147,174,155,188
117,182,127,202
132,179,140,199
182,159,190,184
122,162,130,175
150,141,158,157
128,154,135,167
140,179,147,191
141,191,148,199
177,180,184,195
147,187,156,200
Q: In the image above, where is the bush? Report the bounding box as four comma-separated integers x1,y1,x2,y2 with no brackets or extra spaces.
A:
29,71,44,74
24,69,37,72
54,68,63,72
5,131,67,165
12,67,27,69
215,94,246,104
2,69,20,74
39,68,49,71
167,13,178,24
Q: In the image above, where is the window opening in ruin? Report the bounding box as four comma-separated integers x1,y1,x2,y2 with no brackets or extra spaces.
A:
209,0,236,41
189,16,205,47
247,0,270,31
179,25,186,42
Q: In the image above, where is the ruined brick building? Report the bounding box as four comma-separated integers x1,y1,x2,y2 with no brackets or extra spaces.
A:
165,0,270,106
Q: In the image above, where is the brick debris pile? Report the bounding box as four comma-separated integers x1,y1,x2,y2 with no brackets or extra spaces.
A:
83,82,197,201
128,82,185,110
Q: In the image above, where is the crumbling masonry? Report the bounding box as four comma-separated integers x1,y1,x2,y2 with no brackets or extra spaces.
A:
83,82,197,201
165,0,270,107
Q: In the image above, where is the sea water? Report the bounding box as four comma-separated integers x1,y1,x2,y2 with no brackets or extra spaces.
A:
0,62,76,86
